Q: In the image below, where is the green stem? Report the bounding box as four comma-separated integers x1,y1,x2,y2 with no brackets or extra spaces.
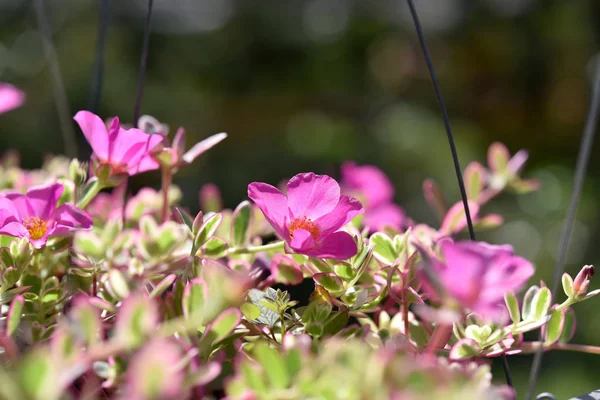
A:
519,341,600,355
160,167,172,222
227,241,285,255
76,179,106,209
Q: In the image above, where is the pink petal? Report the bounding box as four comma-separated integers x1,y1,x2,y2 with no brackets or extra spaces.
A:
286,173,340,219
364,203,406,232
182,132,227,164
172,127,186,156
341,162,394,208
313,231,357,260
507,149,529,175
0,197,20,224
248,182,287,238
6,183,63,219
0,83,25,114
73,111,109,160
49,203,93,236
0,221,29,239
439,241,486,306
289,229,316,253
314,195,363,236
131,154,161,174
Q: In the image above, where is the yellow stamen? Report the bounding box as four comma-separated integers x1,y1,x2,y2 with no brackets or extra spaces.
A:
22,216,48,240
288,216,320,239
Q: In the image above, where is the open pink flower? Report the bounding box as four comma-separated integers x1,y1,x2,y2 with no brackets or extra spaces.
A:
341,162,406,231
425,240,534,321
74,110,164,176
0,183,93,248
0,83,25,115
248,173,363,260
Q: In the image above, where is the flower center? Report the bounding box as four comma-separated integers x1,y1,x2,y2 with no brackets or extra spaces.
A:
288,216,320,239
22,216,48,240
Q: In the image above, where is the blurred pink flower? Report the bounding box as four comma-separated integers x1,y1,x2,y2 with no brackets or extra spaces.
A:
341,162,406,231
0,83,25,114
249,172,363,260
74,110,163,176
425,241,534,321
153,127,227,172
0,183,92,248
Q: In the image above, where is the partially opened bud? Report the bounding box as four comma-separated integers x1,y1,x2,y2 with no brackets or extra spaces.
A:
573,265,594,296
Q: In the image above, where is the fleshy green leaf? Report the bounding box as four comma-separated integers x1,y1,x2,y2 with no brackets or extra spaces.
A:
487,142,510,174
231,201,252,246
559,308,576,343
449,338,481,360
370,232,396,265
182,279,208,319
253,342,290,389
521,285,540,321
334,262,356,281
544,308,565,345
562,273,574,298
194,213,223,249
529,287,551,321
248,288,279,327
464,162,485,201
149,274,177,298
7,295,24,337
504,292,520,324
201,237,228,258
313,273,344,295
241,303,261,321
439,201,480,236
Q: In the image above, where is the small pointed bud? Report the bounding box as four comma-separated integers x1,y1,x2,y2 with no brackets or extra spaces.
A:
68,159,88,185
573,265,594,295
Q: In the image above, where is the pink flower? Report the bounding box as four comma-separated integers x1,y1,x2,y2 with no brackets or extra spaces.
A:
73,110,164,176
0,183,93,248
0,83,25,115
426,240,534,321
152,127,227,172
341,162,406,231
248,173,363,260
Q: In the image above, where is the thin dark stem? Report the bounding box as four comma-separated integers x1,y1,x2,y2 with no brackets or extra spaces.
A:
88,0,111,114
404,0,513,387
33,0,78,158
132,0,154,128
525,60,600,400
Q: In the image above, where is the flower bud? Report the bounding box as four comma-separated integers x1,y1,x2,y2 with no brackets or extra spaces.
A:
573,265,594,296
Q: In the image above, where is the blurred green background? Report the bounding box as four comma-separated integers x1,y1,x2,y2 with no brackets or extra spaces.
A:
2,0,600,397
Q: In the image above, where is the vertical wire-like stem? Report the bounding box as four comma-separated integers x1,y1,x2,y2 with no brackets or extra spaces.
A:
132,0,154,128
88,0,111,114
525,60,600,400
33,0,78,158
404,0,513,387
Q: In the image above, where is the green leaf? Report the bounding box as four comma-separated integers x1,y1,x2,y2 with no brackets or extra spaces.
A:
19,349,58,399
313,273,344,295
2,267,21,287
464,162,485,201
74,231,105,260
310,257,333,273
529,287,551,321
253,342,290,389
248,288,279,327
231,201,252,246
323,312,348,336
334,262,356,281
0,286,31,304
562,273,574,298
241,303,261,320
0,246,14,268
7,295,24,337
285,349,303,378
449,338,481,360
107,269,130,300
305,321,324,338
72,302,102,346
206,308,241,344
521,285,540,321
488,142,510,174
370,232,396,265
182,279,208,319
173,207,195,232
149,275,177,298
201,237,228,258
559,308,576,343
544,308,565,345
504,292,520,324
194,213,223,249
